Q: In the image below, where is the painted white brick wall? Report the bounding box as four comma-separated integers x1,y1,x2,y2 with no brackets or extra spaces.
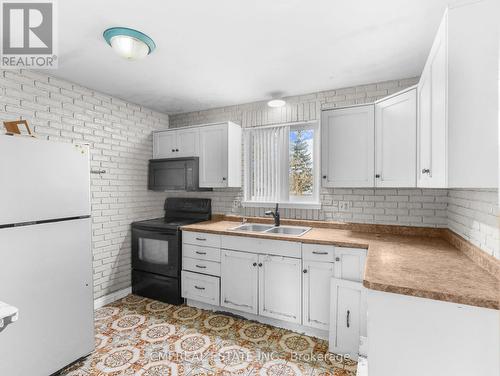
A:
0,69,169,299
448,189,499,258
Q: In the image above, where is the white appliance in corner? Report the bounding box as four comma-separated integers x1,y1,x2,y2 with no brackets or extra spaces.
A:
0,135,94,376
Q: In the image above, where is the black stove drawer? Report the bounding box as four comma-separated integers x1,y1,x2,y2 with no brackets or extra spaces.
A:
132,270,183,305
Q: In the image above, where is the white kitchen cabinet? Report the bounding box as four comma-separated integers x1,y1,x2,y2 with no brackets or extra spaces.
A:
153,128,200,159
199,122,242,188
321,105,375,187
220,249,259,314
417,12,447,188
329,278,367,360
334,247,366,283
375,88,417,187
153,131,178,159
258,255,302,324
176,127,200,157
303,260,334,330
417,1,498,188
181,270,220,306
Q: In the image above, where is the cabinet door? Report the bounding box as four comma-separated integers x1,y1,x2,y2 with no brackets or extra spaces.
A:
153,131,177,159
418,13,447,188
334,247,366,283
418,71,432,187
329,278,367,360
375,89,417,187
220,250,258,314
303,260,334,330
176,127,200,157
258,255,301,324
199,124,228,187
321,105,375,187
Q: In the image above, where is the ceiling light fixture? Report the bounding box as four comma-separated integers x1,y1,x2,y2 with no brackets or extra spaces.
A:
103,27,156,60
267,98,286,108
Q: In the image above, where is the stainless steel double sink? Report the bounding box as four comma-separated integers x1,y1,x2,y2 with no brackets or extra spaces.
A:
229,223,311,237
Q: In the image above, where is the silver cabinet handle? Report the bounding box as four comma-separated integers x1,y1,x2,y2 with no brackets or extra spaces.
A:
195,251,207,255
195,264,206,269
194,285,205,290
312,251,328,255
223,299,251,308
195,237,206,241
346,310,350,328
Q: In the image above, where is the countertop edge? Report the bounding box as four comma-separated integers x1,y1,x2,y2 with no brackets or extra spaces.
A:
362,280,499,310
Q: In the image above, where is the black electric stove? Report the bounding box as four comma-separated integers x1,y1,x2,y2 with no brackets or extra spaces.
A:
131,198,211,304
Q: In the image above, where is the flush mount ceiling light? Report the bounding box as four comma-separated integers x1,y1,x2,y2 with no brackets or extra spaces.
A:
267,98,286,108
103,27,156,60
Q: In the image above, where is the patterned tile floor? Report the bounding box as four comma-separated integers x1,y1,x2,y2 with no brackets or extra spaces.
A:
61,294,357,376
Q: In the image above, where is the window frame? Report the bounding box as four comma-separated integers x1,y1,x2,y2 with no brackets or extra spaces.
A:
242,121,321,209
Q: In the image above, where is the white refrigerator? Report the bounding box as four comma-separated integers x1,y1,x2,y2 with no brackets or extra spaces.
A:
0,135,94,375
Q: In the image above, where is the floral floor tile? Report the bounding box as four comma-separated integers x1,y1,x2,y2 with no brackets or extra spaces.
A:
60,294,355,376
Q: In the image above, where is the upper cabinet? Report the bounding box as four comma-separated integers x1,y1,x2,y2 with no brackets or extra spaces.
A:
418,1,498,188
375,88,417,187
153,127,200,159
321,105,375,187
199,123,241,188
322,88,417,188
153,122,242,188
417,13,448,188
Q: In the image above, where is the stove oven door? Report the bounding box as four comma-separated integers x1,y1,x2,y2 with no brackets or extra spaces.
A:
132,227,180,278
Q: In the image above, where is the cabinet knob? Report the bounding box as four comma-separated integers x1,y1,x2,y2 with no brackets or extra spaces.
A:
171,149,175,152
258,263,263,267
303,269,308,273
335,257,340,262
422,168,430,174
222,177,227,181
175,148,179,152
252,262,257,267
322,175,327,179
375,174,380,178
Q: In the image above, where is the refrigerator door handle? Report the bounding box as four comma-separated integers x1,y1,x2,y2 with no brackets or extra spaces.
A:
0,301,19,331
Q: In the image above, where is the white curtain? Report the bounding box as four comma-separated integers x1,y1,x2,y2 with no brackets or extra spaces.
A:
244,125,289,202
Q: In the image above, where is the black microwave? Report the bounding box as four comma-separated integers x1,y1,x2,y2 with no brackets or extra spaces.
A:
148,157,210,191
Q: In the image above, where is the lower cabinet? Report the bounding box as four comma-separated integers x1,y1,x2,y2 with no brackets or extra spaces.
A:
220,249,302,324
303,260,335,330
181,270,220,306
329,278,367,360
220,249,259,314
259,255,302,324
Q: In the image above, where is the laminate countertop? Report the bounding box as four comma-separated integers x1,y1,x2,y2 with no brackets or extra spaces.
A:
181,219,499,310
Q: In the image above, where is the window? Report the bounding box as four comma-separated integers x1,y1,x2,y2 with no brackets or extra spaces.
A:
243,121,320,208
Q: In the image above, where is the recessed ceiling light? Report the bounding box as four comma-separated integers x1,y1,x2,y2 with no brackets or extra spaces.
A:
267,99,286,108
103,27,156,60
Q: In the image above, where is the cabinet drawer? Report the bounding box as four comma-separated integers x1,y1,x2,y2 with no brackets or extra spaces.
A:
221,235,301,258
181,271,220,305
183,231,221,248
334,247,367,282
183,257,220,276
302,243,335,262
182,243,220,262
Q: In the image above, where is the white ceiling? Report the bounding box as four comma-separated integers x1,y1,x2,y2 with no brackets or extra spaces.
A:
56,0,459,114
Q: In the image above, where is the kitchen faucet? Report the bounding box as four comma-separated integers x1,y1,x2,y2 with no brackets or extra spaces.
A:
265,203,280,227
